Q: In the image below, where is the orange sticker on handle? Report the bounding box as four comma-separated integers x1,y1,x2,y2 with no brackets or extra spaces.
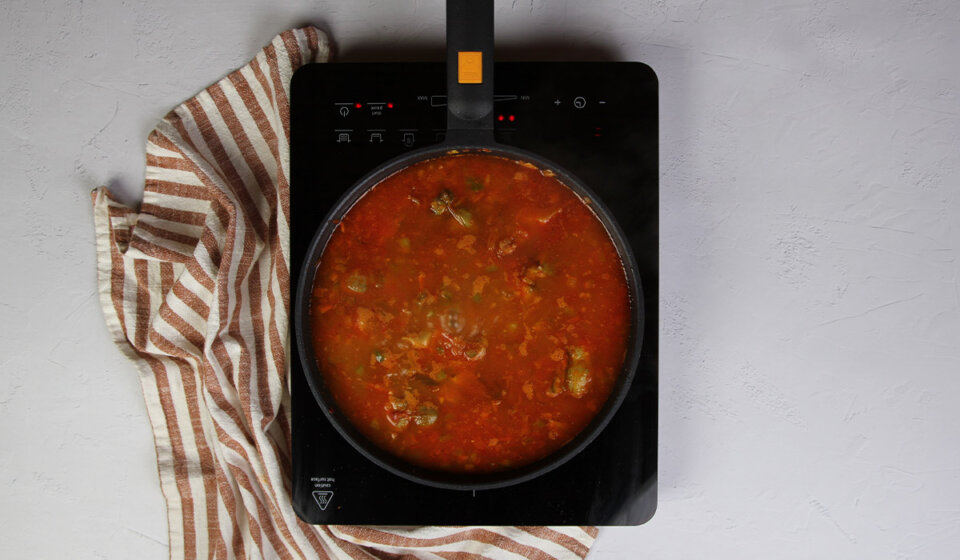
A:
458,51,483,84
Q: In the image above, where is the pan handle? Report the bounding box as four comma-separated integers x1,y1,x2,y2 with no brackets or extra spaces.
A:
446,0,495,143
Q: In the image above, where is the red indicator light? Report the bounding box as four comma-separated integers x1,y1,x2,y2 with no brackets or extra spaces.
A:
497,114,504,121
508,115,515,122
387,102,394,109
355,102,363,109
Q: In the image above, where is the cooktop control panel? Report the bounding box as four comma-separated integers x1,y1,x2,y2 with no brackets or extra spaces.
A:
294,63,646,175
290,62,658,526
325,86,612,149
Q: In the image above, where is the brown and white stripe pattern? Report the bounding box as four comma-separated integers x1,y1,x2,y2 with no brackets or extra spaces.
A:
92,27,598,560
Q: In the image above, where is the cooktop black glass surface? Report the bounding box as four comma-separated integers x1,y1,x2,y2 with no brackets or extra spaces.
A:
289,62,657,525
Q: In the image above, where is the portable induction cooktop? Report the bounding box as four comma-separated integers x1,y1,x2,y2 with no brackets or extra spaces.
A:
289,62,657,525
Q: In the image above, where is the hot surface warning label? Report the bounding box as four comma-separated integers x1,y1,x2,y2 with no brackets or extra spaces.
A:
312,490,334,511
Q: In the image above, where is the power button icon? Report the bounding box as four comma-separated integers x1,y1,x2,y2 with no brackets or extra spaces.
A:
573,96,586,109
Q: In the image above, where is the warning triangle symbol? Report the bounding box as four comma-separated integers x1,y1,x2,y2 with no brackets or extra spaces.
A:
312,490,334,511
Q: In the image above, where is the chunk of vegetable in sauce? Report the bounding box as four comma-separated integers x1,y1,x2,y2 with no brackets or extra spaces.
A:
414,405,439,426
450,207,473,228
565,364,590,397
466,176,484,192
430,190,454,215
402,330,433,349
310,154,629,473
345,274,367,293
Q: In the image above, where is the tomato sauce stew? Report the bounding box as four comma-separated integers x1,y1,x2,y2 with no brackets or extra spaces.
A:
310,153,630,473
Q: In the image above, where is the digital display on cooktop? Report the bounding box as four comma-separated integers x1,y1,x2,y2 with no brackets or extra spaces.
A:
289,62,657,525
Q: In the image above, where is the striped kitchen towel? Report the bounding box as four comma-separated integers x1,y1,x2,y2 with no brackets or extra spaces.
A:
91,26,598,559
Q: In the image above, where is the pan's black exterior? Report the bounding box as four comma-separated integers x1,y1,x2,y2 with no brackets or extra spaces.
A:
293,0,645,490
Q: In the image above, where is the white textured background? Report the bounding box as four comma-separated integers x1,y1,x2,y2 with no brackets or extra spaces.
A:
2,0,958,558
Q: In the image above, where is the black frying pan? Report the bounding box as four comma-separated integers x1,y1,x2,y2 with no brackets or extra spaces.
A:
294,0,644,490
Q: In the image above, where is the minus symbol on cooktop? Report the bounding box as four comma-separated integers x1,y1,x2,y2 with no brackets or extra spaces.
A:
598,101,607,105
333,102,353,105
